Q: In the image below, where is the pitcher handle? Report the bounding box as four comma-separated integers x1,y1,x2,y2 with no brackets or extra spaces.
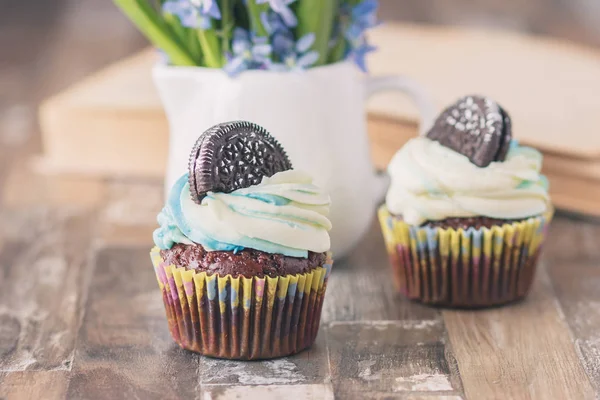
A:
366,75,437,135
365,75,437,199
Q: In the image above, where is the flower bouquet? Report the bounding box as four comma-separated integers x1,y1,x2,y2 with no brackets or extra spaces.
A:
114,0,380,75
113,0,432,258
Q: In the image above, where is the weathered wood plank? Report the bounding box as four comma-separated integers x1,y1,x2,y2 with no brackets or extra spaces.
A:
327,320,463,399
542,216,600,265
548,260,600,398
96,181,162,247
400,396,463,400
67,247,199,400
0,106,34,205
0,371,69,400
0,208,94,371
199,333,330,388
200,384,335,400
2,159,108,211
322,220,440,323
444,267,596,400
545,220,600,397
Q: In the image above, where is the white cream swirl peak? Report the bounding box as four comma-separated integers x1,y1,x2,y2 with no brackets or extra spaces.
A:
379,95,553,308
154,170,332,258
385,137,551,226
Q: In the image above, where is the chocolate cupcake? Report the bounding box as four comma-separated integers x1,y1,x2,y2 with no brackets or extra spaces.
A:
151,121,333,359
378,96,553,308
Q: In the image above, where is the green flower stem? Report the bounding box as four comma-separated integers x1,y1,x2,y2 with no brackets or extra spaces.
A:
296,0,339,66
187,28,203,65
163,13,185,40
220,0,233,57
113,0,196,66
328,0,361,63
246,0,269,37
197,28,222,68
328,35,346,63
163,12,198,62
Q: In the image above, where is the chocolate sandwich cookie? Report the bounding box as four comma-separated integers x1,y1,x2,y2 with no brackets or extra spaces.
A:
427,95,512,168
188,121,292,204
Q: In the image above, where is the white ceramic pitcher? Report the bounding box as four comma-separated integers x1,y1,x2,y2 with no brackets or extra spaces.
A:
153,61,435,258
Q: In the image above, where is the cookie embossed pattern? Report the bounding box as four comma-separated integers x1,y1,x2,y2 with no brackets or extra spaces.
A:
427,95,512,168
188,121,293,204
152,121,334,359
379,95,553,307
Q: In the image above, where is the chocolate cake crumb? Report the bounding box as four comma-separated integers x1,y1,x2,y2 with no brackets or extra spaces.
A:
422,216,527,230
160,244,326,278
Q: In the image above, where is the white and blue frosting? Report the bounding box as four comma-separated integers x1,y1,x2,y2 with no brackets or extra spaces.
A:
385,137,551,226
153,170,332,258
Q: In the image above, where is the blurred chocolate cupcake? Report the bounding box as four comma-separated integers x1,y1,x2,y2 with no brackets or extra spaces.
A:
151,121,333,359
379,95,553,307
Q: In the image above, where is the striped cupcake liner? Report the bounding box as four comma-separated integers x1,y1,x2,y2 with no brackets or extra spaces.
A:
150,248,333,360
378,206,553,308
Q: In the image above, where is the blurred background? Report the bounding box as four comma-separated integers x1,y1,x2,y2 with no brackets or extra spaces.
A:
2,0,600,186
3,0,600,111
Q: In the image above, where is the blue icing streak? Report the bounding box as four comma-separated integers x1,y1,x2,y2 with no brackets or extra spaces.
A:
540,175,549,191
516,174,549,191
165,175,245,253
232,192,290,206
227,203,319,229
153,207,192,250
152,173,311,258
516,181,534,189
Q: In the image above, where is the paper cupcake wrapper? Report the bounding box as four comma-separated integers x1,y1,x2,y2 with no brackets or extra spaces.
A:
150,248,333,360
378,207,553,307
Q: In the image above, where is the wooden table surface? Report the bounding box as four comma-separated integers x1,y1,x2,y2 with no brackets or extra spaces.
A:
1,1,600,399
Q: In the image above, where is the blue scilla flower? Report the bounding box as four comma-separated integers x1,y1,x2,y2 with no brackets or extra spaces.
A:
337,0,379,72
270,33,319,72
345,0,379,42
260,10,290,35
256,0,297,27
192,0,221,19
162,0,220,29
260,11,295,58
224,28,273,76
347,38,377,73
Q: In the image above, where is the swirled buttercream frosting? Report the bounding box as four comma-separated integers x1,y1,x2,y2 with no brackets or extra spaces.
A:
154,170,332,258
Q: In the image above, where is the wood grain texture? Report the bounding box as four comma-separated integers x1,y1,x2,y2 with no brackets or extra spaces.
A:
327,320,463,399
545,221,600,396
67,247,199,400
200,384,334,400
322,220,441,323
0,208,94,371
199,334,330,387
548,260,600,397
0,371,69,400
96,180,162,247
443,268,596,400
